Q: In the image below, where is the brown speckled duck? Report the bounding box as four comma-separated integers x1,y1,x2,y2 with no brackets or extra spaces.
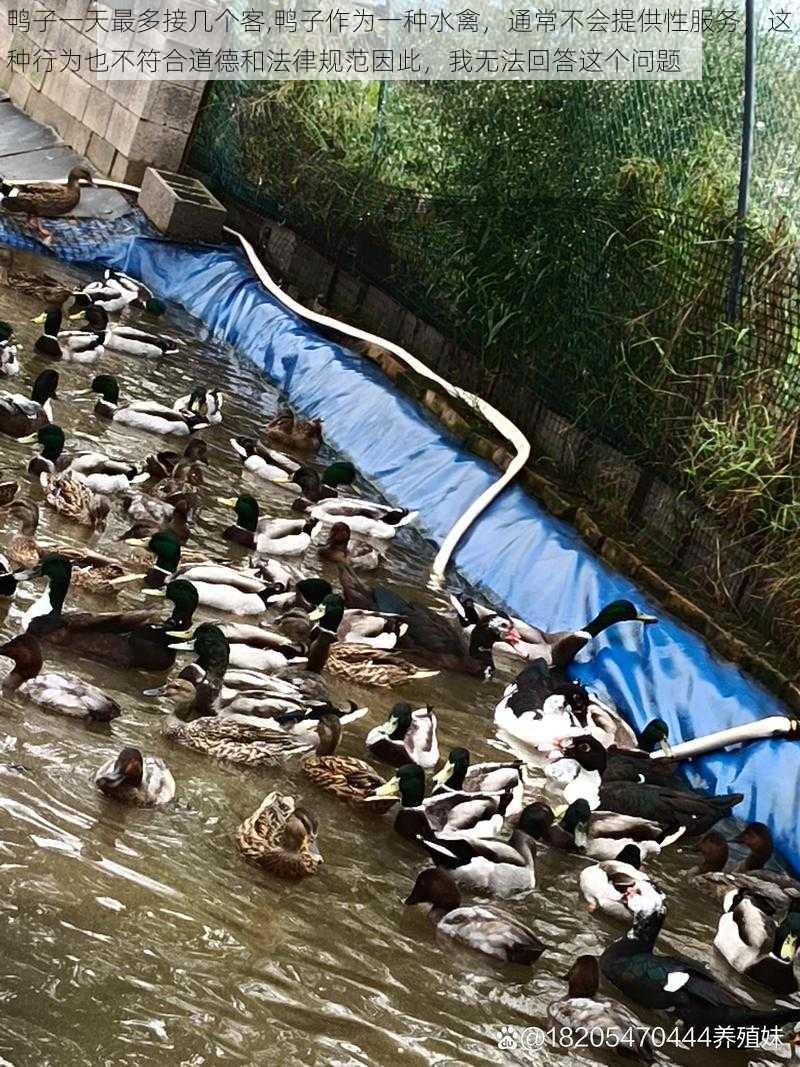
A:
0,166,94,242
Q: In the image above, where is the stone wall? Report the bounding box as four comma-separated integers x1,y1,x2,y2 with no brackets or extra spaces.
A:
0,3,203,182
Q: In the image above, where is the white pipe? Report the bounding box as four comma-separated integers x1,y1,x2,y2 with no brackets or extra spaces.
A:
13,175,530,579
651,716,800,760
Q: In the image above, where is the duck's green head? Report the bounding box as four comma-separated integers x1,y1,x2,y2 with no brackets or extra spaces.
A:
385,701,413,740
0,321,14,342
517,802,556,841
308,592,345,634
90,374,120,405
232,493,260,532
164,579,199,628
31,369,59,405
371,762,426,808
36,423,66,459
321,461,356,488
584,599,658,638
559,798,592,836
15,553,72,614
637,718,670,754
147,530,181,572
191,622,230,675
432,747,470,789
145,297,166,317
295,578,332,607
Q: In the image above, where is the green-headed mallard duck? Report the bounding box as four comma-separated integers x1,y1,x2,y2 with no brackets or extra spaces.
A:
404,868,546,965
14,557,199,671
432,748,525,815
230,437,300,481
71,269,157,314
366,702,439,769
0,166,94,241
217,493,317,555
282,462,356,510
235,792,322,879
0,369,59,437
262,408,323,454
88,374,210,436
368,763,508,842
26,424,67,477
95,747,176,806
0,321,19,377
33,305,107,362
310,497,417,539
0,633,120,722
451,592,657,668
277,592,405,649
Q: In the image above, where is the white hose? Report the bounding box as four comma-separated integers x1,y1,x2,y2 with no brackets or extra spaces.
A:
14,175,530,578
651,716,800,760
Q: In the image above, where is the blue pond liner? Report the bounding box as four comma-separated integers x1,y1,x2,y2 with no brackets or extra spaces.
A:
2,218,798,872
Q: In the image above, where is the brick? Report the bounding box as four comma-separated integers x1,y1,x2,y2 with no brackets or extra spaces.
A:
7,72,31,110
62,116,91,155
83,85,113,137
147,82,202,134
86,131,116,174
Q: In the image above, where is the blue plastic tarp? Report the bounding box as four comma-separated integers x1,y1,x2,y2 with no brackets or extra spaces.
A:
3,221,798,873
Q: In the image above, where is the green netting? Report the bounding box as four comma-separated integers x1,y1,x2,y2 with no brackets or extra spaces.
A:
187,3,800,646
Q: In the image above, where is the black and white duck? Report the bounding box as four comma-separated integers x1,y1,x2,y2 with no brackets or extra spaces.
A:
0,369,59,437
714,890,800,994
87,374,210,436
33,306,107,362
366,702,439,770
579,844,664,921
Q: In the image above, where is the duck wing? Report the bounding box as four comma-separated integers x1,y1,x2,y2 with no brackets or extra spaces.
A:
499,659,554,716
440,906,545,963
338,565,377,610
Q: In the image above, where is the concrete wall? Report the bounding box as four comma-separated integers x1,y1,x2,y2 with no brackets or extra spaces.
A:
0,4,203,182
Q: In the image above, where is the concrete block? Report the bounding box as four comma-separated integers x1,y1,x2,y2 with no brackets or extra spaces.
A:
8,72,31,110
137,167,226,242
107,101,141,154
127,121,187,170
62,115,92,155
83,85,113,137
86,131,116,174
267,224,297,274
43,69,90,119
27,91,71,138
148,81,203,134
109,151,146,185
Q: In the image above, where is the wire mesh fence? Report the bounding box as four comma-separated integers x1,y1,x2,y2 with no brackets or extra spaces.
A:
187,8,800,658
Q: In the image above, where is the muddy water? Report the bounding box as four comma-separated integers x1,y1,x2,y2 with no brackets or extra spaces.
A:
0,248,793,1066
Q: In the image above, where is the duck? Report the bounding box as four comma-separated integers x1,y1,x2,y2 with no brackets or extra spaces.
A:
302,755,396,814
690,828,800,907
368,763,509,842
317,522,380,570
432,748,525,814
0,248,71,304
540,798,685,861
579,844,664,921
280,461,356,505
95,747,176,806
101,311,180,358
128,529,182,589
230,437,300,481
88,374,210,436
309,497,418,539
39,468,110,529
548,955,656,1063
0,166,94,241
173,386,223,425
143,439,208,483
118,495,192,545
25,424,68,477
600,882,800,1032
235,792,322,880
262,408,323,454
714,889,800,994
281,593,407,650
339,567,518,677
71,268,155,313
451,593,657,667
163,707,346,766
215,622,305,673
366,703,439,769
419,808,539,897
64,450,149,495
0,369,59,437
14,557,200,671
217,494,316,555
404,868,546,965
0,321,19,376
494,660,586,753
3,499,130,596
33,305,107,361
0,633,120,722
142,551,282,616
558,735,743,832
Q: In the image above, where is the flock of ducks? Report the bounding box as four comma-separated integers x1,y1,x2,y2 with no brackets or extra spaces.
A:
1,262,800,1057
